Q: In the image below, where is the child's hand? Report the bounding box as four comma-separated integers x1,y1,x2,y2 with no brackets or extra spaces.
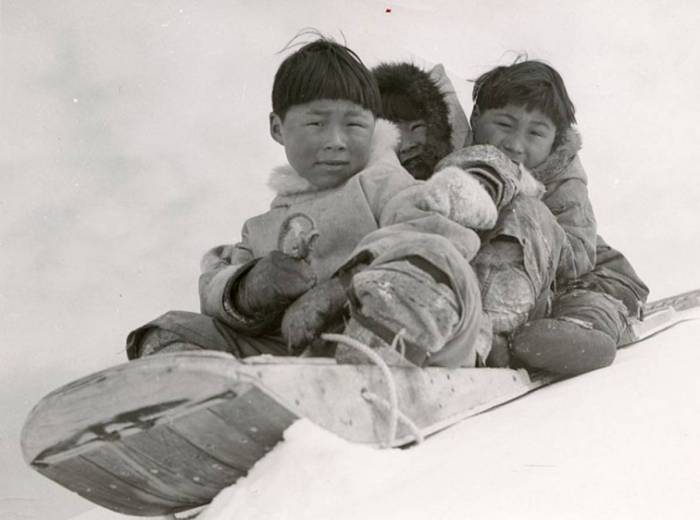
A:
235,251,317,317
281,277,348,354
420,166,499,230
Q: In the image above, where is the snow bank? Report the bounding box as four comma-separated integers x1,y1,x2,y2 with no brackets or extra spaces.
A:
199,419,415,520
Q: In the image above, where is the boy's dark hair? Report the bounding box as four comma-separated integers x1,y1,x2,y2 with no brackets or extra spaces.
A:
272,38,381,120
472,60,576,139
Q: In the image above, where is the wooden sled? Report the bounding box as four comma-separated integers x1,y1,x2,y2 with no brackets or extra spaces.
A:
21,351,550,516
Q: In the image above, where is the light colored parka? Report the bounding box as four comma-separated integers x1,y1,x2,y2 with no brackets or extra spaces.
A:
198,119,489,367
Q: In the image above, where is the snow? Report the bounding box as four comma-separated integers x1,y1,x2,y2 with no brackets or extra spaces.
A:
4,1,700,519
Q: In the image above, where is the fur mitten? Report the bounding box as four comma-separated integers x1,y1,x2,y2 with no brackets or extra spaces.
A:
435,145,545,209
420,166,499,230
235,251,316,318
281,277,348,354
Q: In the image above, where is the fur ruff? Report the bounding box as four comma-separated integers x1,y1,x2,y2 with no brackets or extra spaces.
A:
423,166,498,230
266,118,401,196
532,127,583,182
373,62,452,159
517,164,546,199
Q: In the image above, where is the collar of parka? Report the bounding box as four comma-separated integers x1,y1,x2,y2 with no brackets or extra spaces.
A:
267,118,401,197
531,126,583,183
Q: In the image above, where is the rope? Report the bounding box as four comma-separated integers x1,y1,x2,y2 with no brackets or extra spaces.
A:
361,389,425,445
321,332,423,447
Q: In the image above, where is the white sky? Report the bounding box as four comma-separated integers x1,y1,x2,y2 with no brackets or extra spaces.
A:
2,1,700,518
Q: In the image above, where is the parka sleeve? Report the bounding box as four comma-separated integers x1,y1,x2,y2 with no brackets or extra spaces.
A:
356,155,418,222
198,223,278,334
433,145,525,211
542,156,597,283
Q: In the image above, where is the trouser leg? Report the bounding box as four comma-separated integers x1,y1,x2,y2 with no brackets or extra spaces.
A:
472,196,564,366
336,233,489,368
550,288,632,346
126,310,288,360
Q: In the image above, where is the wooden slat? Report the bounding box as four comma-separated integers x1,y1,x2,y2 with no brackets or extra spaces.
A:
168,407,267,470
37,456,181,516
209,386,298,451
117,424,244,497
83,438,211,503
21,352,245,464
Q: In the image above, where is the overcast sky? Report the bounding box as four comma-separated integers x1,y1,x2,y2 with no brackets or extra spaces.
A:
3,1,700,518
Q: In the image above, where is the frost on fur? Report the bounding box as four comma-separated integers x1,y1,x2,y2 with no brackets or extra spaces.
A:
368,118,401,163
422,166,498,230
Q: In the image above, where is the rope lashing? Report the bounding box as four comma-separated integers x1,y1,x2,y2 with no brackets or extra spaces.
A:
321,332,423,447
360,389,424,445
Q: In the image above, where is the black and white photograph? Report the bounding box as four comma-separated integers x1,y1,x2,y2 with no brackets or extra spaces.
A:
2,1,700,519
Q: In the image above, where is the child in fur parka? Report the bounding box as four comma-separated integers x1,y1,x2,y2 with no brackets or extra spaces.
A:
464,60,650,374
373,59,649,375
125,39,511,368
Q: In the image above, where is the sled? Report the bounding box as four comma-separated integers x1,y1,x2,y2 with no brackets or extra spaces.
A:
20,288,700,517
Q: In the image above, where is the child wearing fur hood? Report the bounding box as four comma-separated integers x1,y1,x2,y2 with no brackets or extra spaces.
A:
373,60,648,375
125,39,522,368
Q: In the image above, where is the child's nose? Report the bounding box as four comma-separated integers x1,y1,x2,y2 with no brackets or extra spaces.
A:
501,134,525,158
399,135,420,155
323,126,347,150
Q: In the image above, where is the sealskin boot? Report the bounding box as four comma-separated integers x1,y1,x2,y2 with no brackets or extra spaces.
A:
511,317,616,376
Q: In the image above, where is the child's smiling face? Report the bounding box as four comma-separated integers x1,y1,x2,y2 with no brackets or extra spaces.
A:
270,99,376,190
472,104,557,169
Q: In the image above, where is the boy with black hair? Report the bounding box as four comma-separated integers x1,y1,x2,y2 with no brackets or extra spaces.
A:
464,59,649,373
126,38,498,368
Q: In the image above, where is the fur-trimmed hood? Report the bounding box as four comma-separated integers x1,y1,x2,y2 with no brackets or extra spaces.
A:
372,62,455,180
532,127,584,183
267,118,401,197
372,62,453,150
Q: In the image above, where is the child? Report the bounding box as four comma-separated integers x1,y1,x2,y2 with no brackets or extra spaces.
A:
371,62,471,180
454,59,649,373
126,38,499,368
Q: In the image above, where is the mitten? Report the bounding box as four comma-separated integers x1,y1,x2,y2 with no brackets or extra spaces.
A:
235,250,316,318
435,144,544,209
281,277,349,354
420,166,499,230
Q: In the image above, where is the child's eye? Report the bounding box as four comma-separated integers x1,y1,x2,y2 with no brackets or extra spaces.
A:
496,121,511,128
347,121,367,128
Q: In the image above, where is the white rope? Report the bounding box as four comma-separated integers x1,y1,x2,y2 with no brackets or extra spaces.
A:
361,389,425,445
321,332,423,447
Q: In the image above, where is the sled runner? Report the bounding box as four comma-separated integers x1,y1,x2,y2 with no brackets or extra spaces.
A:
20,288,700,517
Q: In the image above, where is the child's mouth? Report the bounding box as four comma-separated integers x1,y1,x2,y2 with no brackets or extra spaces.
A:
318,160,349,167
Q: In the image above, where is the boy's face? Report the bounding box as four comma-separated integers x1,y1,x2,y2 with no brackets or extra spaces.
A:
270,99,375,190
395,119,432,180
472,104,556,170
